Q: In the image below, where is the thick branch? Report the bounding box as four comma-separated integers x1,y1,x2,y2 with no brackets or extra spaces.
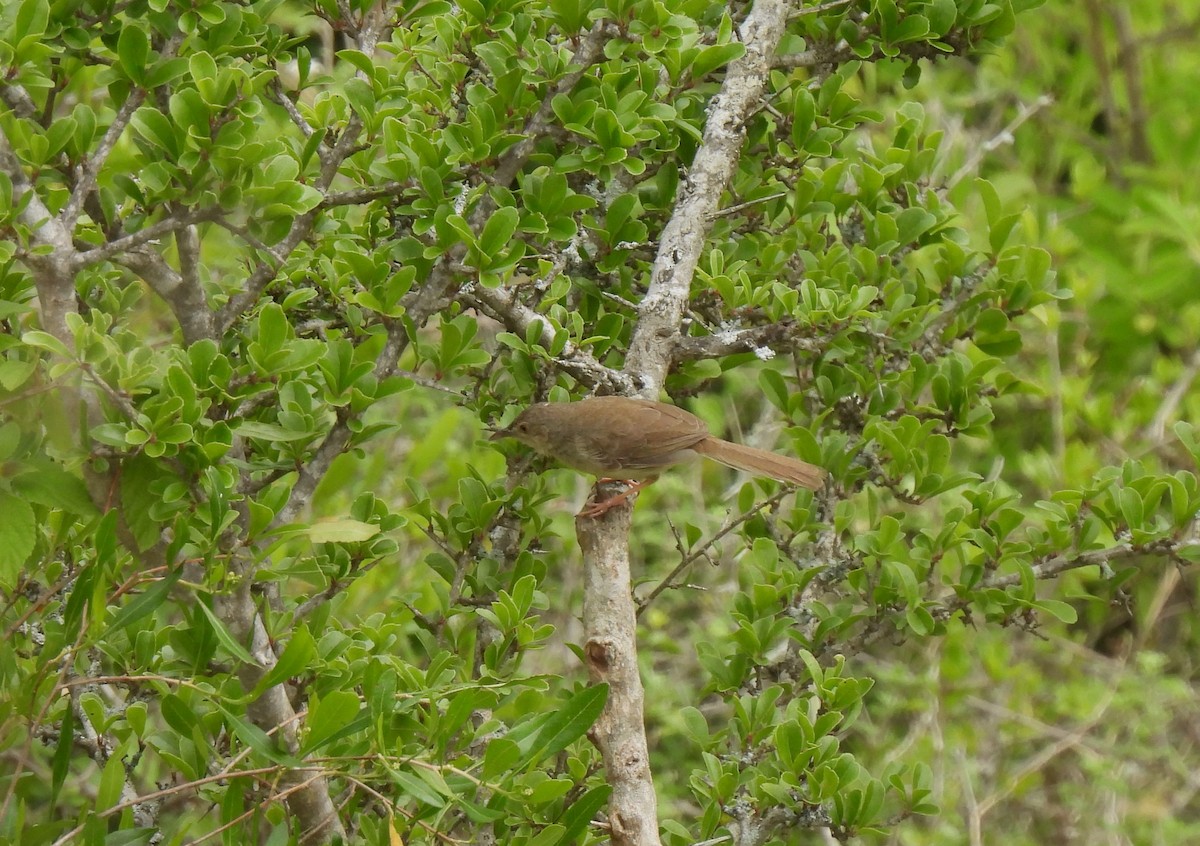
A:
576,506,660,846
625,0,791,395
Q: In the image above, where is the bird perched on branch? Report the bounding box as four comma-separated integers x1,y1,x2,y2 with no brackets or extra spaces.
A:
491,396,825,517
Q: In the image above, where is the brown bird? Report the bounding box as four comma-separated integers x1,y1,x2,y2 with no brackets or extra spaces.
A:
490,396,825,517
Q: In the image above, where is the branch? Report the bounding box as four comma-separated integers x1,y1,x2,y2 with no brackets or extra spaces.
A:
788,0,855,17
271,79,319,141
319,181,412,208
559,6,796,844
637,490,790,614
214,582,347,842
672,321,823,363
1144,347,1200,444
71,206,223,271
59,31,185,230
567,7,795,846
974,541,1177,592
110,248,213,343
461,283,630,393
576,507,660,846
625,0,791,396
216,111,364,331
60,91,144,230
6,78,347,846
946,95,1053,189
217,2,404,332
773,22,972,70
0,82,37,119
491,19,615,188
401,18,616,324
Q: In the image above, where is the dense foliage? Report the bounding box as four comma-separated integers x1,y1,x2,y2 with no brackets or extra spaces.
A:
0,0,1196,844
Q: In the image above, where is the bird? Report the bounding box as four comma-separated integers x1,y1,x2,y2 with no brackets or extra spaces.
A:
490,396,825,517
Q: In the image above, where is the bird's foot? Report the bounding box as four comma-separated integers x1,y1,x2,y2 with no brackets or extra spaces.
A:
577,478,656,519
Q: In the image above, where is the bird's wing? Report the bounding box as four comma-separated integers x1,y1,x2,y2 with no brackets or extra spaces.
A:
575,398,709,473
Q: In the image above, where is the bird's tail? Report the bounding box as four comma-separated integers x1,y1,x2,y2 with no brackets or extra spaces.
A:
692,437,826,490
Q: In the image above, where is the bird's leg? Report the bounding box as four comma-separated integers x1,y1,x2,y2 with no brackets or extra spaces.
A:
577,477,658,519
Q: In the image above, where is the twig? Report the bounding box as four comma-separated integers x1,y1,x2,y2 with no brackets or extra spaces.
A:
59,31,185,229
973,678,1120,820
271,79,320,141
462,283,629,393
71,207,224,270
673,322,822,363
320,181,412,208
789,0,855,19
1144,347,1200,444
947,95,1053,189
48,765,330,846
637,490,788,613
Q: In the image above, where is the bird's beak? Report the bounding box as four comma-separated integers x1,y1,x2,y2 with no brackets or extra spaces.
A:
487,425,510,442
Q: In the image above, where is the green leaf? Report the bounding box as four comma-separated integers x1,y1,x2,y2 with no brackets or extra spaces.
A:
50,695,74,808
0,490,35,589
335,49,376,76
235,421,315,442
196,600,260,665
691,42,746,79
896,207,937,244
0,357,36,390
478,206,519,258
13,463,99,517
21,329,71,357
248,626,317,700
304,518,380,543
216,701,300,766
927,0,957,34
1033,599,1078,624
130,107,178,155
482,737,521,778
391,767,446,807
1174,421,1200,466
96,754,125,811
121,454,164,551
303,689,362,753
555,784,611,844
989,211,1021,254
13,0,48,40
117,24,150,84
160,692,197,736
109,569,181,630
679,705,709,742
517,684,607,768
